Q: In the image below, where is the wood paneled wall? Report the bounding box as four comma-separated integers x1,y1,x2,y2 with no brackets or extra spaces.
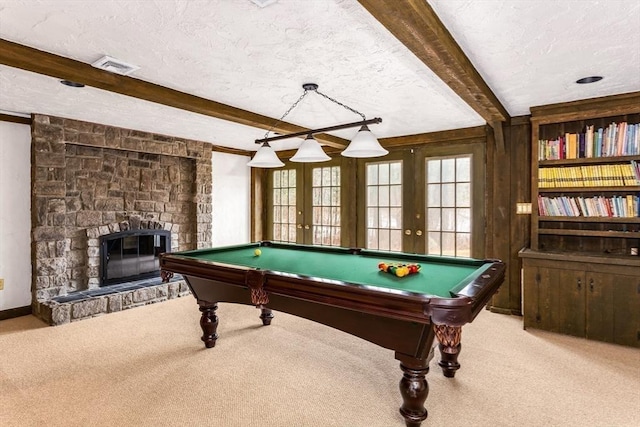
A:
486,118,531,315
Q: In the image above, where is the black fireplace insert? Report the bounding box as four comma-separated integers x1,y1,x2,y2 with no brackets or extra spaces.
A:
100,229,171,286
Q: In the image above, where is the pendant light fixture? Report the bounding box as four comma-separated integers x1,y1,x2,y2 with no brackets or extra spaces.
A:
290,134,331,163
246,142,284,168
247,83,387,168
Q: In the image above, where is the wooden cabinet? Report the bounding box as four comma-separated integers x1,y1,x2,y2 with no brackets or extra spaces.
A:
521,252,640,347
521,93,640,347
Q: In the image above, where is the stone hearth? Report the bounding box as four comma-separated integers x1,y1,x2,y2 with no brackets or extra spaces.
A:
31,114,212,325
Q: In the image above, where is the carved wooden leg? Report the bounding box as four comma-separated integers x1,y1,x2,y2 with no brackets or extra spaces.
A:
395,353,429,427
259,306,274,326
198,302,219,348
433,324,462,378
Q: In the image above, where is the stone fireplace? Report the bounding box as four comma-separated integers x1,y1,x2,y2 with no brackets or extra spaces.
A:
31,114,213,325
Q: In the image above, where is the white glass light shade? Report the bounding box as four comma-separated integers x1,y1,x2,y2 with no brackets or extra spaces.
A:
341,125,388,158
290,135,331,163
247,142,284,168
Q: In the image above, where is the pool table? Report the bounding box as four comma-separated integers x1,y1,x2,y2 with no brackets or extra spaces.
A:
159,241,505,427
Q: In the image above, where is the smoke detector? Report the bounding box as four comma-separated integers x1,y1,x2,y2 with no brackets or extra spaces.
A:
249,0,278,8
91,55,140,76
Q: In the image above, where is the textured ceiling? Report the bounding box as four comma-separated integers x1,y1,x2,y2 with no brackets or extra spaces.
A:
0,0,639,152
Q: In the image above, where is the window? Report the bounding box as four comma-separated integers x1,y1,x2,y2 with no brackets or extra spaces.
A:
425,155,472,257
365,161,403,251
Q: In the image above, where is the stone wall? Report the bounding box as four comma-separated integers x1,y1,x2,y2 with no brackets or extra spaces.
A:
31,114,212,323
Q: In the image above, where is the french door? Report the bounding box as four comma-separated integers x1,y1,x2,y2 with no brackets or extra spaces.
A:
266,158,350,246
358,143,485,257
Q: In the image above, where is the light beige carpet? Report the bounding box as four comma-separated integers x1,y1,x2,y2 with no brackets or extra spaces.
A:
1,296,638,427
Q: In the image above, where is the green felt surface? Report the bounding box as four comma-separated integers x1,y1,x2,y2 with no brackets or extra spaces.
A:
179,243,490,298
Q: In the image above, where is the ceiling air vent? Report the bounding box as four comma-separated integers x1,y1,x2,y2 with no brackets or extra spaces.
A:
91,55,140,76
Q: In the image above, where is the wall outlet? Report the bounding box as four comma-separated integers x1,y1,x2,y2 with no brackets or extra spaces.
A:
0,278,4,290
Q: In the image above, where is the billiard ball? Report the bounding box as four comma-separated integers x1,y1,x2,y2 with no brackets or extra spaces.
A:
254,249,262,256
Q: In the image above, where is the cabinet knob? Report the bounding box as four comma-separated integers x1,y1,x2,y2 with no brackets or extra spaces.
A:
577,278,581,290
589,279,594,292
304,225,310,230
416,230,423,236
404,229,412,235
297,224,302,229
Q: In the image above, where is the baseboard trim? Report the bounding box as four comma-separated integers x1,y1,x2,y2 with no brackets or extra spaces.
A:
0,305,32,321
488,306,522,316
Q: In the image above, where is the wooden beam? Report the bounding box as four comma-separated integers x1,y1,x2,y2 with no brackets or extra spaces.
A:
357,0,510,125
491,120,505,154
0,113,31,125
379,125,486,149
530,91,640,124
0,38,348,149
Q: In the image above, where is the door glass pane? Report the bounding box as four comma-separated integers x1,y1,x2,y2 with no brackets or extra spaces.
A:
428,232,440,254
379,208,389,228
311,165,341,246
271,169,297,243
425,155,473,257
390,185,402,206
390,162,402,184
313,168,321,186
456,233,471,257
456,183,470,206
367,187,378,206
427,184,440,207
366,161,402,251
427,208,441,230
442,208,455,231
456,208,471,232
368,208,378,227
379,186,389,206
367,164,378,185
442,159,455,182
456,157,471,181
442,232,455,256
389,207,402,229
427,160,441,183
442,183,455,207
379,163,390,185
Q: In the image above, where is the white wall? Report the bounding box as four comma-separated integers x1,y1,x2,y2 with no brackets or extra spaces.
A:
0,121,32,310
211,151,251,247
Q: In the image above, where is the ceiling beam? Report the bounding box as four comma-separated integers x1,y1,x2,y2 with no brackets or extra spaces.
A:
0,38,348,149
357,0,510,126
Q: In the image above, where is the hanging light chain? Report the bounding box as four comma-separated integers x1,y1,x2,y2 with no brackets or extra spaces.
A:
315,89,366,121
263,89,311,140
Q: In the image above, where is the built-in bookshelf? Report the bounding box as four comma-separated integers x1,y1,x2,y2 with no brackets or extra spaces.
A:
520,93,640,347
529,99,640,255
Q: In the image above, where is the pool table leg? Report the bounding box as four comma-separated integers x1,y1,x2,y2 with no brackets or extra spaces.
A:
259,306,274,325
395,353,429,427
198,302,219,348
434,324,462,378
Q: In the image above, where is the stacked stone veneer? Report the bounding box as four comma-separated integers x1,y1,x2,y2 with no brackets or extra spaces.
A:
31,114,213,324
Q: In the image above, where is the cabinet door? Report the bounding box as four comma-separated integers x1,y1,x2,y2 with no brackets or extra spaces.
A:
522,264,586,336
612,275,640,347
585,272,615,343
546,268,586,337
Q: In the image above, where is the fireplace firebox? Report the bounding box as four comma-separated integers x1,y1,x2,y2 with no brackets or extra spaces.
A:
100,229,171,286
